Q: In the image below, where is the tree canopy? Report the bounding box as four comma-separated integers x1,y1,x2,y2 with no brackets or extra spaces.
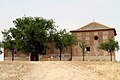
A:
11,17,56,53
2,29,16,61
2,16,76,61
99,38,119,61
2,16,56,61
54,29,76,61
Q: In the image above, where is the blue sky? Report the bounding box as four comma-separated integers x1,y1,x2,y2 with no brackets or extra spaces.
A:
0,0,120,43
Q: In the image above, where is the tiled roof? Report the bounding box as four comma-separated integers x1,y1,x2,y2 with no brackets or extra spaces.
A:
71,22,114,31
70,22,116,36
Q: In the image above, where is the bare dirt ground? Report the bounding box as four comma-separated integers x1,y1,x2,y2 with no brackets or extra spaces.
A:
0,61,120,80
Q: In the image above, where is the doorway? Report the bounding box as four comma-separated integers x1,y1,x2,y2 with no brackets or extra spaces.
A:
30,51,39,61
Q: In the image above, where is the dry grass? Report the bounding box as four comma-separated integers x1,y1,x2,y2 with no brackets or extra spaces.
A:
0,61,35,80
64,61,120,80
0,61,120,80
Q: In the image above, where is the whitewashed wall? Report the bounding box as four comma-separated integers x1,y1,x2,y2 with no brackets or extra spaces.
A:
115,51,120,61
0,48,4,61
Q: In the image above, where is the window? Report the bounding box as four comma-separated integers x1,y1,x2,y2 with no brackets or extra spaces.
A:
78,37,82,40
103,31,108,35
77,33,82,36
103,39,108,43
86,47,90,51
86,33,89,36
103,35,108,40
94,32,98,35
78,33,82,36
86,36,90,40
86,40,89,45
103,31,108,42
94,36,98,40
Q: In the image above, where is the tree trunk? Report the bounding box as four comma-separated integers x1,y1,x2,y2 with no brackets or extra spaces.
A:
12,50,14,61
69,46,72,61
83,49,85,61
30,51,39,61
110,51,112,61
60,49,62,61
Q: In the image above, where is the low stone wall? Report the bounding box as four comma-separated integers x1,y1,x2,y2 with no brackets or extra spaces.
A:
4,57,29,61
72,56,115,61
4,54,115,61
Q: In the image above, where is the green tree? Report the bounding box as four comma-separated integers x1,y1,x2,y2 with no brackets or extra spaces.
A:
79,40,87,61
2,16,56,61
54,29,76,61
2,29,16,61
99,38,119,61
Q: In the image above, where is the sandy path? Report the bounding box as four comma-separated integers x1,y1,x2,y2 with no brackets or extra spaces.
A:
22,61,104,80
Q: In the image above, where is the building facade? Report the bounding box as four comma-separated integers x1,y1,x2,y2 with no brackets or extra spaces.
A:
4,42,70,61
4,22,117,61
70,22,116,60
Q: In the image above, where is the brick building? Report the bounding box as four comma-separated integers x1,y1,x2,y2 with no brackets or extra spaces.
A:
4,21,117,61
70,22,116,60
4,42,70,61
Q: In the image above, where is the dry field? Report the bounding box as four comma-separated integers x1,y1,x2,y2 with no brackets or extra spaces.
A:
0,61,120,80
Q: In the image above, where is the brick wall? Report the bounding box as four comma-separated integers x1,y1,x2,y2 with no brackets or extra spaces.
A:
71,30,115,57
